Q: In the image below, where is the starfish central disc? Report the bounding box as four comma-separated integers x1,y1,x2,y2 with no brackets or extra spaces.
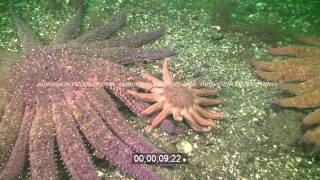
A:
163,84,194,108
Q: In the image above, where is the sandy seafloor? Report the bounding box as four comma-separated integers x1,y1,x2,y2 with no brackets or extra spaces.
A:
0,0,319,179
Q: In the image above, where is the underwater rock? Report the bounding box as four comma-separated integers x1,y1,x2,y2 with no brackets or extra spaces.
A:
176,140,193,156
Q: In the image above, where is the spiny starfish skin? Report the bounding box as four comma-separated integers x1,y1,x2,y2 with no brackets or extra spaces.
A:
251,34,320,152
128,58,225,132
293,34,320,46
0,2,179,180
268,46,320,57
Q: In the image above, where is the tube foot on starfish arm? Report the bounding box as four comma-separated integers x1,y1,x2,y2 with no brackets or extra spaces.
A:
128,58,225,132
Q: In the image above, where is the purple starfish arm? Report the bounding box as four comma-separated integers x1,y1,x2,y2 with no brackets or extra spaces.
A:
106,84,180,134
102,62,181,134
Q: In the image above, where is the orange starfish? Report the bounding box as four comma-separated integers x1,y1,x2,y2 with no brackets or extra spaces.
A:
128,58,225,132
251,34,320,151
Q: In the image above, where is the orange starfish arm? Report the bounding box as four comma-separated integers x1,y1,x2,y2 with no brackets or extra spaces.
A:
163,58,172,83
275,89,320,108
268,46,320,57
190,88,221,96
251,58,320,71
293,34,320,46
148,108,171,132
279,76,320,95
303,108,320,126
181,110,211,132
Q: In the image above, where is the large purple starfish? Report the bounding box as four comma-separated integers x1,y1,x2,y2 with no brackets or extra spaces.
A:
0,3,178,180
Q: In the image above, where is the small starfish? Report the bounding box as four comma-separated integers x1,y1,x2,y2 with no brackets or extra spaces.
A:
129,58,225,132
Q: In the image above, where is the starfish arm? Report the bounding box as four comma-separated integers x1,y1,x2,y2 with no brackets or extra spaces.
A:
303,108,320,125
280,76,320,95
162,58,172,83
150,87,164,94
251,58,320,71
109,48,176,65
74,15,125,43
153,114,181,134
142,101,164,116
11,7,39,52
181,110,211,132
275,89,320,108
190,88,221,96
282,65,320,81
195,97,224,105
0,96,25,171
304,127,320,144
256,67,320,82
255,70,282,81
172,107,183,121
105,25,166,47
52,2,84,44
29,96,57,180
61,61,165,154
251,59,280,71
0,74,37,169
50,90,99,180
70,53,141,83
0,88,11,119
0,104,35,179
81,121,161,180
194,105,225,119
293,34,320,46
268,46,320,58
127,90,161,102
65,89,160,180
134,81,154,90
142,72,164,86
0,54,18,82
189,108,218,127
279,83,302,95
134,82,163,94
149,107,171,131
73,47,176,65
75,88,164,154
